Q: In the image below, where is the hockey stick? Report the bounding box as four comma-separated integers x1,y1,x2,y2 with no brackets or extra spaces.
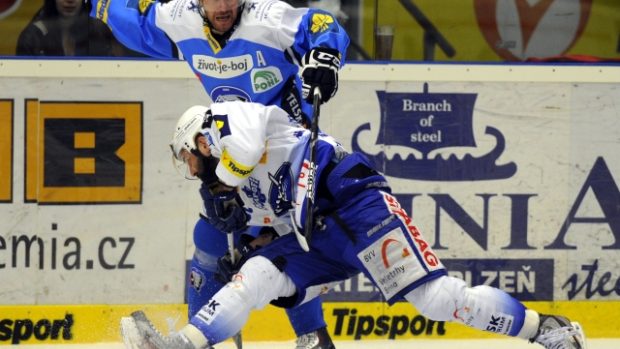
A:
303,88,322,245
226,232,243,349
290,88,321,252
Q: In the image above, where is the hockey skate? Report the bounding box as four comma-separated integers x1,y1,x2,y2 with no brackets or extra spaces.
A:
120,311,198,349
530,314,587,349
295,327,335,349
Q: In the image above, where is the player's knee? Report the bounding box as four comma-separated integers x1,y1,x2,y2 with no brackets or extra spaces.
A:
405,275,468,321
233,256,297,309
406,276,509,326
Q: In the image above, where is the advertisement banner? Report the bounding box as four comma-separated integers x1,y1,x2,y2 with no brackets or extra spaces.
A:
1,301,618,344
0,73,207,305
0,62,619,343
326,78,620,302
367,0,619,61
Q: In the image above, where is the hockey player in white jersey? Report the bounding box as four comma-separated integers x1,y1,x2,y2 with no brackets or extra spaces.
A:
90,1,348,347
120,101,587,349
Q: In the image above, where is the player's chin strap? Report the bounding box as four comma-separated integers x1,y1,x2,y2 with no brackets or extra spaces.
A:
290,88,322,252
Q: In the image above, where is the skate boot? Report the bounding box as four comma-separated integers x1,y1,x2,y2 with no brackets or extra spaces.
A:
530,314,587,349
295,326,335,349
120,310,198,349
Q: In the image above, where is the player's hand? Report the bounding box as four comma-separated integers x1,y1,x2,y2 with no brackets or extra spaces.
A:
300,47,341,104
200,183,249,233
214,234,256,284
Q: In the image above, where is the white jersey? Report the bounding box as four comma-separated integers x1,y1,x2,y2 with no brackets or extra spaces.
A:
204,101,340,230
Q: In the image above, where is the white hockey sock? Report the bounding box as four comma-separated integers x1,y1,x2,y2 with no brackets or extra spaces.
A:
180,324,209,348
405,275,528,337
516,309,540,340
188,256,296,345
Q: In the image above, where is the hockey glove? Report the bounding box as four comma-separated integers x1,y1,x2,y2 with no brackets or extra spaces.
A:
200,183,249,233
214,227,279,284
300,47,341,104
214,234,255,284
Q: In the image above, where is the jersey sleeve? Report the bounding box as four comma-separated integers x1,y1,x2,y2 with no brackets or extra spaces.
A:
210,102,270,187
90,0,176,58
291,8,350,66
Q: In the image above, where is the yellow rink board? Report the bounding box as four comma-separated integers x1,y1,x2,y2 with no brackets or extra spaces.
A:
0,302,618,344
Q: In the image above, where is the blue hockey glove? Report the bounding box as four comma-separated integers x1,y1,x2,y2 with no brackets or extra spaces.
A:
300,47,341,103
200,183,249,233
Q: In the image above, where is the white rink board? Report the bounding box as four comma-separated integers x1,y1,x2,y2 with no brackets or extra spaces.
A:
1,60,620,306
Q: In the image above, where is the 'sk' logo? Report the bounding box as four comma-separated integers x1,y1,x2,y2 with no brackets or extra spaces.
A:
207,299,220,311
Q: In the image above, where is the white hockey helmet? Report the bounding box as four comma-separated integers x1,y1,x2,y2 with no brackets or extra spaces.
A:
170,105,210,162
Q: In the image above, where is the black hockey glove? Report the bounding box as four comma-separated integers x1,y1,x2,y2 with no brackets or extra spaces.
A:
200,183,249,233
214,227,279,284
300,47,341,104
214,234,256,284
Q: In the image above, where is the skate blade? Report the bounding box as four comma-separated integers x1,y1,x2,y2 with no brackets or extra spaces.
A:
121,316,144,349
232,331,242,349
571,322,587,349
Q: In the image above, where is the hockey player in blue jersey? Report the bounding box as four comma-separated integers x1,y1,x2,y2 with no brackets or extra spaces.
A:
90,0,348,120
91,1,349,347
120,101,587,349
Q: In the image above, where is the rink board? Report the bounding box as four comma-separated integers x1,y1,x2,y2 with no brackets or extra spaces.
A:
0,301,618,344
1,61,620,344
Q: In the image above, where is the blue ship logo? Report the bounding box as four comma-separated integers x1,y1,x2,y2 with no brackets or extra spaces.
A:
352,83,516,181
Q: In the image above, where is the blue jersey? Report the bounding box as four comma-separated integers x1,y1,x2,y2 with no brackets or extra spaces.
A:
91,0,349,122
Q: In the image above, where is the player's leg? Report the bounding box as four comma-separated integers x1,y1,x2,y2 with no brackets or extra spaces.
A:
121,254,299,349
187,219,228,319
404,275,586,348
335,189,586,349
286,297,334,349
183,230,358,348
190,255,299,347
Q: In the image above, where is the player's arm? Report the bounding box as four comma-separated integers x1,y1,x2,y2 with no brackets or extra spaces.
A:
90,0,177,58
199,103,271,233
211,103,270,188
294,8,350,103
